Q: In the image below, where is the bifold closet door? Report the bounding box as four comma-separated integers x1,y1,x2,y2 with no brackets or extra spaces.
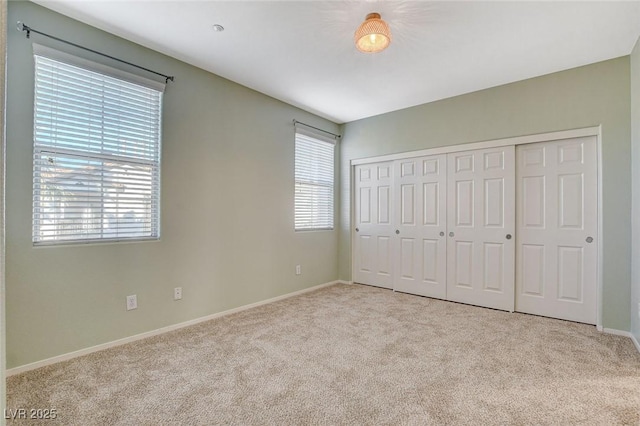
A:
446,146,516,311
353,162,395,289
515,137,597,324
393,155,447,299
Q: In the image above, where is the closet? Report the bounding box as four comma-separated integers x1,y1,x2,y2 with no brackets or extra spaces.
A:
352,134,598,324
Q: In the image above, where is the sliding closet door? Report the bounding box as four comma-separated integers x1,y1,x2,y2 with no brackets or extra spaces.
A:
515,137,597,324
446,146,515,311
353,162,395,289
393,155,447,299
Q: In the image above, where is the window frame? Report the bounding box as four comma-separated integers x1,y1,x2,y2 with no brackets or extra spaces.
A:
294,125,336,232
31,45,164,246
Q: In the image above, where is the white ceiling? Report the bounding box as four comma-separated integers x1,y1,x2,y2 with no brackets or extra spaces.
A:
31,1,640,124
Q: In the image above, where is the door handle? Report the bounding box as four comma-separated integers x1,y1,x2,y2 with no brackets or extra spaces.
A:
449,231,454,237
395,230,400,235
439,231,445,237
586,236,593,243
355,228,359,232
506,234,512,240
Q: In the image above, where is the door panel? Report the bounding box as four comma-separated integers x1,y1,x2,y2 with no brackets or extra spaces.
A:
358,235,372,273
557,246,583,301
393,154,447,299
522,176,545,227
558,174,583,228
423,183,439,225
376,236,392,277
422,239,438,282
522,244,544,296
354,162,395,288
400,238,415,279
515,136,597,324
378,185,391,224
359,187,371,224
401,184,415,225
446,146,515,311
456,180,474,226
483,243,504,292
454,241,473,288
484,179,504,227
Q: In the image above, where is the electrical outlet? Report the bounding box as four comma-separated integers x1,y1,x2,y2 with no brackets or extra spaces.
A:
174,287,182,300
296,265,301,275
126,295,137,311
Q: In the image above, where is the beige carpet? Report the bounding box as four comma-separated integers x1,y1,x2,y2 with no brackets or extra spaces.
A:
7,283,640,425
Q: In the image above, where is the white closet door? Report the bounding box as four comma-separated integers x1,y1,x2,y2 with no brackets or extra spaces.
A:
446,146,515,311
353,162,395,289
393,155,447,299
515,137,597,324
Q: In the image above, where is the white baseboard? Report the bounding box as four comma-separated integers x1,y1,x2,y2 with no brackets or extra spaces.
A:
603,328,640,353
603,328,630,337
632,333,640,353
7,280,341,376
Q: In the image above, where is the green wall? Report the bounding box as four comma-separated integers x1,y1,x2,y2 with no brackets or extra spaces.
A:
631,36,640,343
6,1,339,368
339,57,631,331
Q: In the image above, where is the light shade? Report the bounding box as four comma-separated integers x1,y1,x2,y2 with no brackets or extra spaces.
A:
354,13,392,53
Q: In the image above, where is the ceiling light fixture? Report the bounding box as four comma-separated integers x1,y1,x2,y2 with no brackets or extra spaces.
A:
212,24,225,32
354,13,391,53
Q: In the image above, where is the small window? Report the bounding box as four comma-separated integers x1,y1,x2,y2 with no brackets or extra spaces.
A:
294,127,335,231
32,48,163,245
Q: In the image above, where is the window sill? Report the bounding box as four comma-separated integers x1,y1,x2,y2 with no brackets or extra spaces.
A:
33,237,160,249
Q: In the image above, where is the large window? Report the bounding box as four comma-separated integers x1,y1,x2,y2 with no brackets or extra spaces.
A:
32,47,163,245
294,127,335,231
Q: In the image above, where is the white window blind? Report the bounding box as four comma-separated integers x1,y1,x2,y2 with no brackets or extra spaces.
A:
33,53,163,245
294,128,335,231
